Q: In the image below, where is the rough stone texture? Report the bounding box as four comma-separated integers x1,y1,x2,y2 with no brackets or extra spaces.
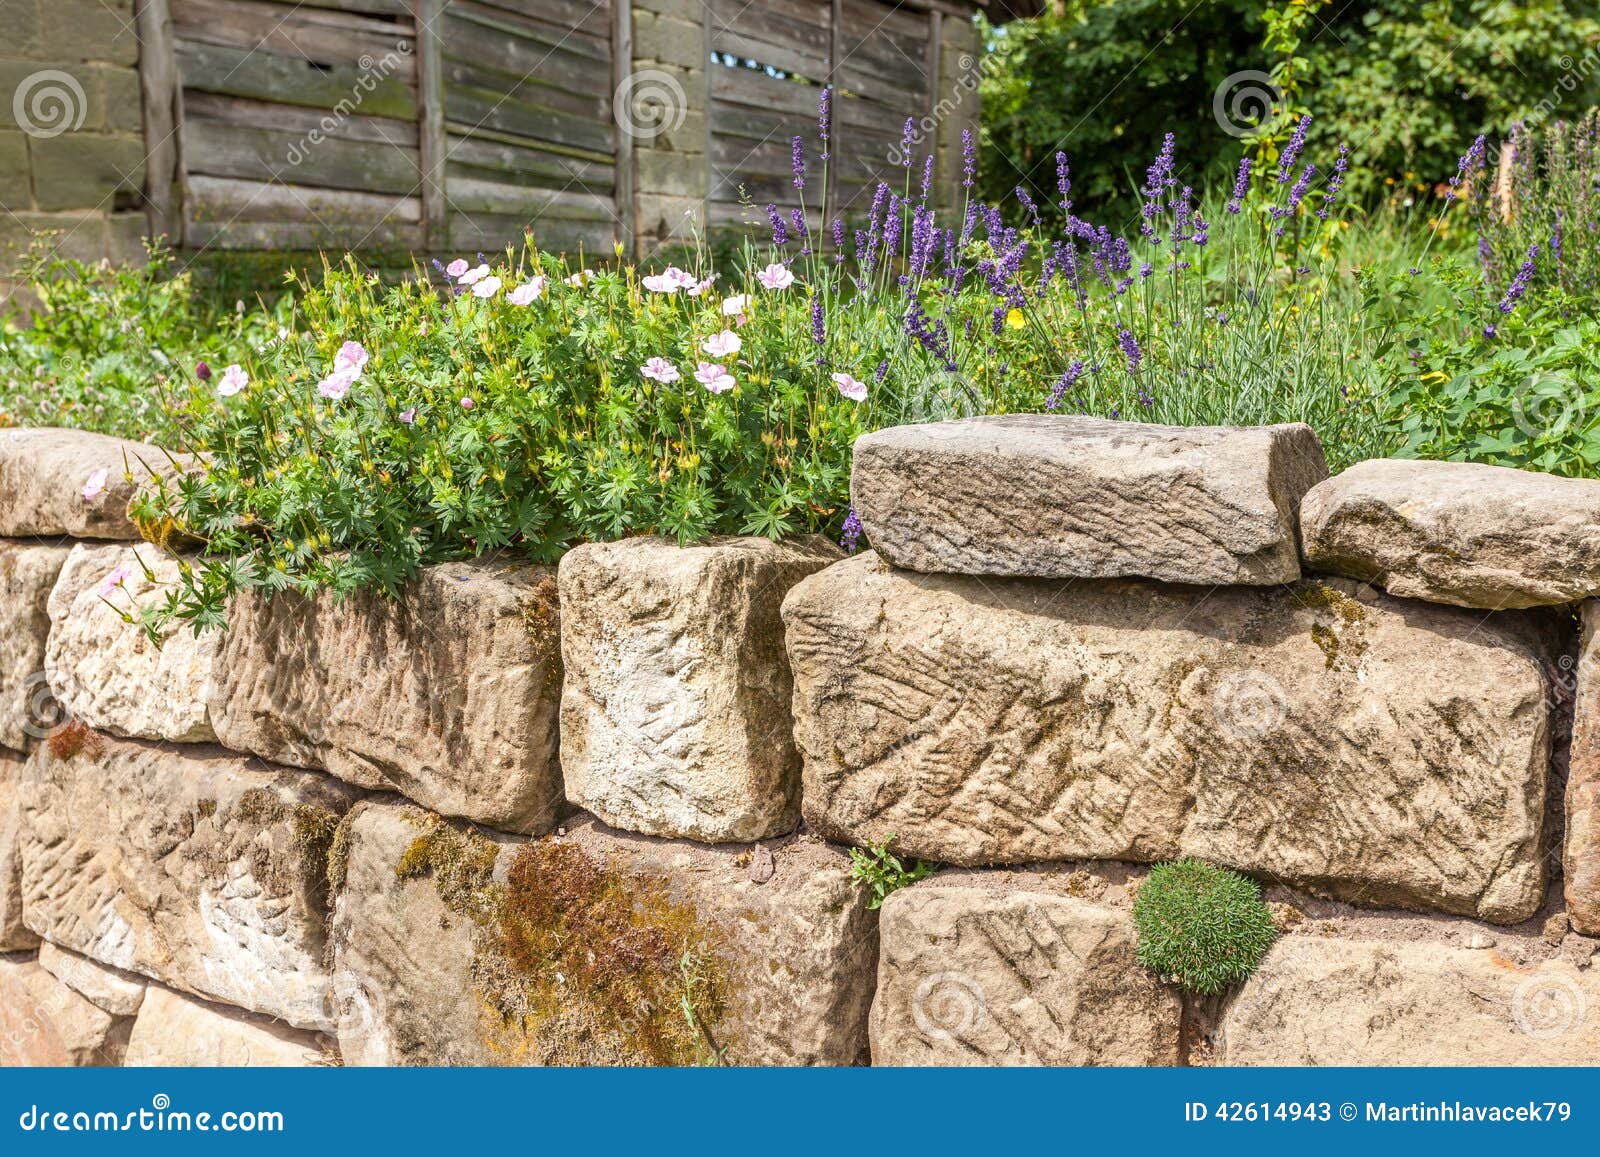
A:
0,952,131,1066
124,985,329,1067
39,941,146,1016
1220,933,1600,1064
45,544,220,743
0,539,69,751
330,800,877,1066
1567,600,1600,936
1302,458,1600,609
19,733,355,1031
0,749,36,951
785,554,1555,924
209,558,562,834
871,869,1181,1066
559,536,837,843
850,415,1327,584
0,427,171,539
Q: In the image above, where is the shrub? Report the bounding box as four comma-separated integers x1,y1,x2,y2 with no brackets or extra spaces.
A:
1132,858,1277,995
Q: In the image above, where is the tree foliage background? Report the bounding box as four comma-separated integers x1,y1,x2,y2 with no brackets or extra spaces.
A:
980,0,1600,221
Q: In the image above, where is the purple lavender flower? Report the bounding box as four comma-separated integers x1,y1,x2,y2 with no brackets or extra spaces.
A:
839,508,863,554
905,300,956,370
831,216,845,262
874,359,889,382
1277,115,1311,183
1117,328,1142,373
767,203,788,246
1141,133,1177,239
1055,151,1072,214
1045,360,1085,411
1225,156,1251,214
961,129,976,189
1317,145,1349,221
810,295,826,344
1483,324,1498,339
818,87,832,163
1015,186,1041,224
900,118,916,167
1497,244,1539,314
1273,163,1316,235
791,136,806,190
1447,135,1486,201
920,156,935,202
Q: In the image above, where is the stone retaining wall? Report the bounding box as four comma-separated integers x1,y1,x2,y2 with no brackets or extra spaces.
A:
0,418,1596,1067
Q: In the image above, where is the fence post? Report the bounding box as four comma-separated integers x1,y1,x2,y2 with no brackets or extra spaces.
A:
614,0,636,255
416,0,447,253
134,0,181,246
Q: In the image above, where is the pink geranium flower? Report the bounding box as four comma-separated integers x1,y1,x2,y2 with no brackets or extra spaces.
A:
641,358,681,383
756,263,795,290
335,341,368,375
687,274,718,298
831,372,868,402
695,362,736,393
472,275,503,298
507,277,545,305
97,564,134,599
217,364,249,397
702,330,742,358
81,468,108,502
721,294,749,317
460,397,475,410
643,267,696,293
445,259,470,279
318,367,356,400
398,407,416,425
458,264,490,285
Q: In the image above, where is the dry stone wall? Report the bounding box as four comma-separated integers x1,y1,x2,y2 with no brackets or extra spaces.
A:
0,421,1597,1068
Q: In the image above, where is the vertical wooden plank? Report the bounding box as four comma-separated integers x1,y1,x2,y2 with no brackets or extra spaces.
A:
613,0,635,255
416,0,448,252
925,8,942,203
134,0,181,245
824,0,843,225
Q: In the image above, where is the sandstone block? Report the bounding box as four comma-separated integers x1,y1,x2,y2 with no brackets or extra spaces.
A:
559,536,836,843
209,559,561,834
1567,600,1600,936
1220,933,1600,1064
330,801,877,1065
0,539,69,751
0,427,171,539
39,942,146,1016
45,543,219,743
124,985,329,1066
850,415,1327,584
870,871,1181,1065
0,953,130,1066
785,554,1553,923
0,749,35,951
1302,458,1600,609
19,733,355,1030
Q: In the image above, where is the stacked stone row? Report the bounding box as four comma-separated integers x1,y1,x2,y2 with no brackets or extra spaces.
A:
3,414,1599,1067
0,429,872,1067
816,415,1599,1064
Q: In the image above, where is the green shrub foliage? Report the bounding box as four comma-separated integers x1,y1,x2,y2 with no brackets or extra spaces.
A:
1133,859,1277,995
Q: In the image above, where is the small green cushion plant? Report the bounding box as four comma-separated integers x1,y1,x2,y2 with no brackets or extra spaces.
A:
1133,858,1277,995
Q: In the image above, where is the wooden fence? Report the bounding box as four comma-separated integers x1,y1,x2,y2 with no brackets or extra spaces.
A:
133,0,982,257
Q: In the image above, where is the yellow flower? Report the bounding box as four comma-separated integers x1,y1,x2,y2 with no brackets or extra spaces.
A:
1005,308,1025,330
1421,371,1448,384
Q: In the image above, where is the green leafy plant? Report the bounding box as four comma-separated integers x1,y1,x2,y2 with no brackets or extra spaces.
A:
849,837,935,909
1132,858,1277,995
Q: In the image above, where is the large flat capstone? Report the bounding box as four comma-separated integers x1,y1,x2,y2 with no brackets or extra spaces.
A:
784,554,1554,923
0,427,172,539
208,559,562,834
1302,458,1600,609
850,415,1327,584
18,732,355,1030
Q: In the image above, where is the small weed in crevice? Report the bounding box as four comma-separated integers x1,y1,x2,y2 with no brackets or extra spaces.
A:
849,836,934,909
